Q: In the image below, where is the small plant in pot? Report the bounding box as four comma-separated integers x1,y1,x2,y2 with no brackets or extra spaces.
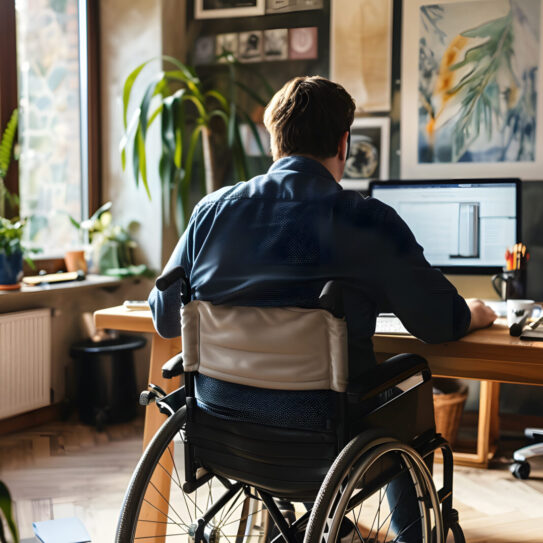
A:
0,217,29,290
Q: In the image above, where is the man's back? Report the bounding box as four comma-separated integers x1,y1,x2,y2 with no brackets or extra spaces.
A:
150,155,470,384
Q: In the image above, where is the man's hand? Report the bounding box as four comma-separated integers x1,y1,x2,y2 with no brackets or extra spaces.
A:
466,298,498,332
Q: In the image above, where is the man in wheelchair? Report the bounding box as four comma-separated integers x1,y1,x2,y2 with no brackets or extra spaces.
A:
123,77,497,543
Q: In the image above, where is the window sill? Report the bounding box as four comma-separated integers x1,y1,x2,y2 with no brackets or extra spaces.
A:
0,274,126,298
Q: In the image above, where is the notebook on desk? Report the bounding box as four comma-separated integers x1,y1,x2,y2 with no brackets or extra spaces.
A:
375,314,410,335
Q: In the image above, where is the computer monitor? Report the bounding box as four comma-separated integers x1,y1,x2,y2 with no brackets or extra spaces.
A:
369,179,521,274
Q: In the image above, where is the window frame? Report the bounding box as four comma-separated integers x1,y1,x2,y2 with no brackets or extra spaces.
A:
0,0,102,222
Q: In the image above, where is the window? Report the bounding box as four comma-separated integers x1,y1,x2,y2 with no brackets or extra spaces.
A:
0,0,100,257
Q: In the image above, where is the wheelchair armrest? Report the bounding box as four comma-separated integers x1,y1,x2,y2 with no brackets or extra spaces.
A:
346,354,430,403
162,352,184,379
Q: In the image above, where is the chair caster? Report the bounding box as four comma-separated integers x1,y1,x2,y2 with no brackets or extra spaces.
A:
510,460,531,480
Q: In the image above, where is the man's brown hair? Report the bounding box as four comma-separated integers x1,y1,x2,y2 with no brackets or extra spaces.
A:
263,76,355,160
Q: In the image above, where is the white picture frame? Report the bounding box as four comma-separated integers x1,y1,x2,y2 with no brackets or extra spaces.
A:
401,0,543,180
340,117,390,192
331,0,393,113
195,0,265,19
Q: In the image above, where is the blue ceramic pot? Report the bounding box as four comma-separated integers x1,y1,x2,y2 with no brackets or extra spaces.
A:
0,250,23,286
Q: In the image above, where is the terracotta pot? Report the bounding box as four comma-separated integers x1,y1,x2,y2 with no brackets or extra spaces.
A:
64,250,88,273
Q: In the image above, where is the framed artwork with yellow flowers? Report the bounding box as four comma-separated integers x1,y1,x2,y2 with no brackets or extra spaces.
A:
401,0,543,179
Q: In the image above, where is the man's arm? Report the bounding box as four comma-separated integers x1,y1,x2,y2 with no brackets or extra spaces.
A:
374,204,483,342
148,216,195,338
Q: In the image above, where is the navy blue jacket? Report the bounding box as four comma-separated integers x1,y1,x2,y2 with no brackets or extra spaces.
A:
149,156,470,384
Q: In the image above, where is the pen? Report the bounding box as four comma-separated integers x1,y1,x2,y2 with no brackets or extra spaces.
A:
528,315,543,331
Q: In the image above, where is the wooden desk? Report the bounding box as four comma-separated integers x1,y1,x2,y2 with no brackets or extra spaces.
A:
374,320,543,467
95,306,543,468
94,306,181,451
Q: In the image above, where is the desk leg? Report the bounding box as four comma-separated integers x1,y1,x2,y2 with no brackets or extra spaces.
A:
454,380,500,468
136,333,181,542
142,334,182,448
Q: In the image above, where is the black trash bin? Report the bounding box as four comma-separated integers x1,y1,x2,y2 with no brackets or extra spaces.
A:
70,334,146,430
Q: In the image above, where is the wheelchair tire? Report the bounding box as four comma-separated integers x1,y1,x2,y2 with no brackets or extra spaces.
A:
116,407,269,543
449,521,466,543
304,433,444,543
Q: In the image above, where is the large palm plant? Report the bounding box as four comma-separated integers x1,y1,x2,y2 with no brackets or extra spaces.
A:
121,55,271,233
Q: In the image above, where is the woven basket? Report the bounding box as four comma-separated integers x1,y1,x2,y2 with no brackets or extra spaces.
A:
433,379,468,446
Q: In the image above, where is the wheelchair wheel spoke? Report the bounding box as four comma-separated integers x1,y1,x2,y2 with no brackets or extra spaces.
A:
142,497,188,531
221,506,266,528
148,480,188,528
218,487,245,526
392,515,424,542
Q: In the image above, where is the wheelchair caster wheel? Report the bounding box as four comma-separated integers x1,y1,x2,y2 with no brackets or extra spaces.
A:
510,460,530,479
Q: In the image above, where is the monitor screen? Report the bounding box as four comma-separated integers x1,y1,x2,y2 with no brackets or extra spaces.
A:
369,179,520,274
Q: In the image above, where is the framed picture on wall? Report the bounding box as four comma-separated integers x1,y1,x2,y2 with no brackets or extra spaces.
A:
340,117,390,191
195,0,265,19
401,0,543,180
331,0,393,113
265,0,324,14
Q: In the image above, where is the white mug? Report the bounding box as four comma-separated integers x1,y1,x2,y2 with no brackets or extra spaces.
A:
506,299,542,328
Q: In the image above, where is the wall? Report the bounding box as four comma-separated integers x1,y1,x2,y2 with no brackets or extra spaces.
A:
99,0,165,272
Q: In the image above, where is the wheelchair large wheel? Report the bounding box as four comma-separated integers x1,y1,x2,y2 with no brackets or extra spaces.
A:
116,407,269,542
305,433,444,543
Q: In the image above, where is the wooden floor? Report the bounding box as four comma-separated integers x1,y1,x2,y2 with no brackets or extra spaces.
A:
1,417,542,542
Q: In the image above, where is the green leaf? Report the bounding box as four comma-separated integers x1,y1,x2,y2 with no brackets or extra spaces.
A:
136,126,151,200
208,109,229,127
120,107,141,172
159,152,173,224
177,125,203,232
0,481,19,543
450,42,492,72
0,109,18,179
123,59,154,129
461,13,509,39
89,201,113,222
232,117,248,181
139,73,165,140
68,215,81,229
205,89,229,111
227,102,237,147
183,94,208,122
161,55,198,83
234,80,268,107
147,104,163,130
241,111,267,156
132,126,140,189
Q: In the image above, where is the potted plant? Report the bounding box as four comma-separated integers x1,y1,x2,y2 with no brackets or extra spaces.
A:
121,55,271,233
70,201,150,277
0,217,27,290
0,109,19,218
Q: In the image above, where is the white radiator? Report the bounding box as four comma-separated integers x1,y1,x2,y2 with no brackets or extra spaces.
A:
0,309,51,419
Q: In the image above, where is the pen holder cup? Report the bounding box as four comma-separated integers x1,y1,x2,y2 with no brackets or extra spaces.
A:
491,269,526,300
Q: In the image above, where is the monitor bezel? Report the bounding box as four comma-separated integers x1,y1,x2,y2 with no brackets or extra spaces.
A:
368,178,522,275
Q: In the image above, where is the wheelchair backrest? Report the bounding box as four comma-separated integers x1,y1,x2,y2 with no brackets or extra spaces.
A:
181,300,349,392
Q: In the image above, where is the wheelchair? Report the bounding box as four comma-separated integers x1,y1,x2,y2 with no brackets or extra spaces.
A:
115,267,465,543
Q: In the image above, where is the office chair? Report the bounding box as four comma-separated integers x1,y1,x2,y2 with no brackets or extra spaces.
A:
511,428,543,479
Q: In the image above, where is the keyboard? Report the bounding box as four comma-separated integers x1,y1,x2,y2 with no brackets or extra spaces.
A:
375,314,410,335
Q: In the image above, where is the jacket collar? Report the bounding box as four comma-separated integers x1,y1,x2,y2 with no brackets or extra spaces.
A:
269,156,341,191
